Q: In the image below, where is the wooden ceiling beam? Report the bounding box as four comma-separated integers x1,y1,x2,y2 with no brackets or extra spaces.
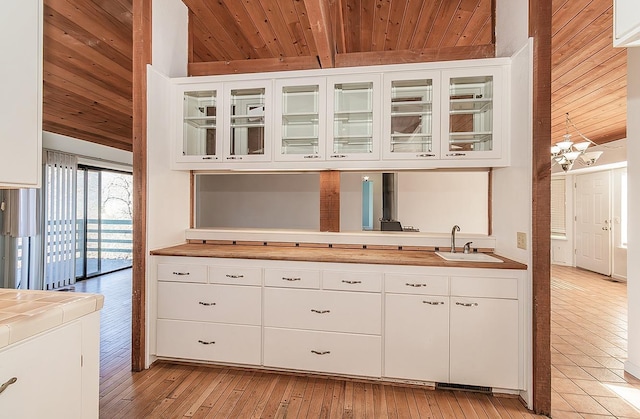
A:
335,44,495,67
331,0,347,54
303,0,336,68
43,124,132,152
43,114,132,149
188,56,321,76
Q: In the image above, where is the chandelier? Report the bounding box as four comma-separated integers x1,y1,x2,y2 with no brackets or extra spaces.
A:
551,113,603,172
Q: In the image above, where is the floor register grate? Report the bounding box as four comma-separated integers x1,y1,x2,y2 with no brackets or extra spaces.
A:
436,382,492,394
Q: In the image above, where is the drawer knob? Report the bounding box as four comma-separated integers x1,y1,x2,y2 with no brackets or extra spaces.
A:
423,301,444,305
311,309,330,314
197,340,216,345
225,274,244,279
455,302,479,307
405,283,426,287
173,271,190,276
311,350,330,355
282,277,301,281
341,280,362,284
0,377,17,396
199,301,216,306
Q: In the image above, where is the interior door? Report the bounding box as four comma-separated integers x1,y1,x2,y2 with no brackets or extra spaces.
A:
575,171,612,275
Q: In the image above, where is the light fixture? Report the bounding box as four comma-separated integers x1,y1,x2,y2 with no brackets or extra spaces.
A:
551,113,602,172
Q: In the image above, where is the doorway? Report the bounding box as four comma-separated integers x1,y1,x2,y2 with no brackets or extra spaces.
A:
575,171,612,276
76,166,133,280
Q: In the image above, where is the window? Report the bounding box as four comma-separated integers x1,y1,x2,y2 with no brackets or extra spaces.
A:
551,177,566,237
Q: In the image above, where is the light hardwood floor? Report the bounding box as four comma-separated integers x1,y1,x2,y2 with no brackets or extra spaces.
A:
72,266,638,418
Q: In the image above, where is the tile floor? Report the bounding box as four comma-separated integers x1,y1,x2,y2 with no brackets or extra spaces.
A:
552,265,640,418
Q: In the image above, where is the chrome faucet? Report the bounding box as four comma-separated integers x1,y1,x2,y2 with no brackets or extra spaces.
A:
450,225,460,253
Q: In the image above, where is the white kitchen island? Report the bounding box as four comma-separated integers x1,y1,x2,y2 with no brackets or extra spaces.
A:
0,289,104,419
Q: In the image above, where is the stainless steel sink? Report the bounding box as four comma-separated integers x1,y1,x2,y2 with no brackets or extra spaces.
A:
435,252,503,263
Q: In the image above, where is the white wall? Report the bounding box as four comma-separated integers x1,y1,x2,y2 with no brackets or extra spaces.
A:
195,174,320,230
146,0,190,367
397,171,488,234
42,131,132,170
625,47,640,379
496,0,529,58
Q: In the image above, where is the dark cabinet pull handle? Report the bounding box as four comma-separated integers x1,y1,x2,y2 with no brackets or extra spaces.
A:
311,309,330,314
225,274,244,279
173,271,190,276
198,340,215,345
455,302,479,307
341,280,362,284
311,350,330,355
405,283,426,287
0,377,17,396
282,277,301,281
199,301,216,306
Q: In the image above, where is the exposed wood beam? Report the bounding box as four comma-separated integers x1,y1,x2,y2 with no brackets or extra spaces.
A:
331,0,346,54
303,0,335,68
132,0,151,373
188,56,320,76
320,171,340,232
530,0,552,415
42,122,132,152
335,44,495,67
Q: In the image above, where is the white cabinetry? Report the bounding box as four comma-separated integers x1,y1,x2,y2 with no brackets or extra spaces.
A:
0,313,100,419
274,77,326,161
326,74,382,161
614,0,640,47
384,274,450,383
263,266,382,377
382,71,441,161
155,260,262,366
449,276,520,389
152,256,525,391
441,67,503,160
0,0,42,188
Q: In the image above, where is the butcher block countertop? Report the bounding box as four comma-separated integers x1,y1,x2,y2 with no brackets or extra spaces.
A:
151,243,528,270
0,290,104,350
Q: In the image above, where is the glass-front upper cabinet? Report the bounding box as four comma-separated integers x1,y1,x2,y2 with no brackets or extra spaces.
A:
327,74,381,161
382,71,440,160
178,83,222,162
441,67,502,159
274,78,326,161
224,80,272,162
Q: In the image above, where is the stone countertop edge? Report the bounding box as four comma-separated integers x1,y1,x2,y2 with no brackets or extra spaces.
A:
150,243,528,270
0,290,105,350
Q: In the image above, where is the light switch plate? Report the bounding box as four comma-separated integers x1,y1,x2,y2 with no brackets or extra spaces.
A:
517,232,527,250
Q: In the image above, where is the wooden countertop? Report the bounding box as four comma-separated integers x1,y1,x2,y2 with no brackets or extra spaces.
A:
0,290,104,350
151,243,527,270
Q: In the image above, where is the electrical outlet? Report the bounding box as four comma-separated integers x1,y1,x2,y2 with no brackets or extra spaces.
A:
517,232,527,250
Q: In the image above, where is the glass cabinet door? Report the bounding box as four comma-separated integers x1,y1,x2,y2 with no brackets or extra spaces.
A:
327,74,381,160
225,81,271,161
181,89,220,161
442,68,501,159
383,71,440,160
274,78,326,161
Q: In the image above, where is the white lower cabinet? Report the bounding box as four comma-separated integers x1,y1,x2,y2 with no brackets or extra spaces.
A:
157,319,261,365
0,313,100,419
384,293,449,382
263,327,382,377
153,256,524,391
449,296,519,389
263,288,381,335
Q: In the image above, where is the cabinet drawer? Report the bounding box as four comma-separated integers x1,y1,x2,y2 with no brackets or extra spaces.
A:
322,270,382,292
157,282,261,325
385,274,448,295
264,327,381,377
156,319,261,365
209,265,262,286
264,288,381,335
157,263,207,283
450,276,518,299
264,268,320,289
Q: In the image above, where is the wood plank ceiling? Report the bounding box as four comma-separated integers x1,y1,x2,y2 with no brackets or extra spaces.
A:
43,0,133,151
40,0,626,152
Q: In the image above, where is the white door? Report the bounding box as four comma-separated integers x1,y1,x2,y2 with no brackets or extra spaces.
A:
575,171,612,276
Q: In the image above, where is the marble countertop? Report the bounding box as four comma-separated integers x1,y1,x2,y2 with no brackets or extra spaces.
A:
0,289,104,350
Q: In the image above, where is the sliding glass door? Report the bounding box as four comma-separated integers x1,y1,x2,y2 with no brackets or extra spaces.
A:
76,167,133,279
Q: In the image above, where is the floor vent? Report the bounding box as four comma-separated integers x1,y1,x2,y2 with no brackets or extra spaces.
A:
436,383,492,394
